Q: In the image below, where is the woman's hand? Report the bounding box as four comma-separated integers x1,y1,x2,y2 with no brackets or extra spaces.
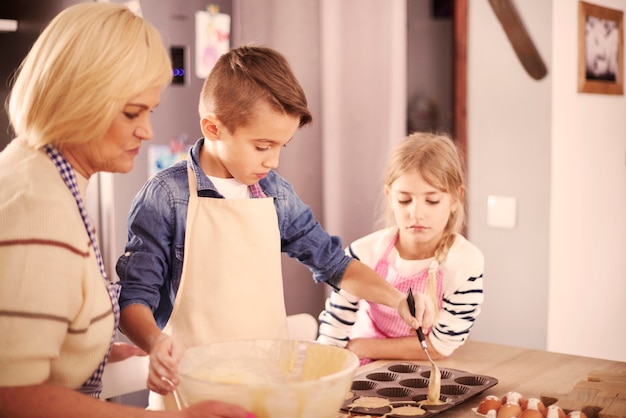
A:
147,333,184,394
108,342,147,363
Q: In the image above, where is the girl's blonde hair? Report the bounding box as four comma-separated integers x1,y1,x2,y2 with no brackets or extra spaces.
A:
6,2,172,149
384,132,467,313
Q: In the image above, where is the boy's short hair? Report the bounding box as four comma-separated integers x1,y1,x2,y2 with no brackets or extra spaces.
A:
199,45,312,133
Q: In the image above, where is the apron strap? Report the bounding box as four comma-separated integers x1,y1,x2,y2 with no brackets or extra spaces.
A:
44,145,120,398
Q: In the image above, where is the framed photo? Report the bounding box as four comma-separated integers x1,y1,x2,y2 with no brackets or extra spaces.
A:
578,1,624,95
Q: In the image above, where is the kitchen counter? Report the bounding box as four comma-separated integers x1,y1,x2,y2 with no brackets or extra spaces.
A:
337,339,626,417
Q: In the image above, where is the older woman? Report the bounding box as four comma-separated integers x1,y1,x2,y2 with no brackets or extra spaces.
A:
0,3,253,418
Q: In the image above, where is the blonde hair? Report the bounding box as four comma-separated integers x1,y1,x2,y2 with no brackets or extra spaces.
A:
6,2,172,149
198,45,312,134
384,132,467,313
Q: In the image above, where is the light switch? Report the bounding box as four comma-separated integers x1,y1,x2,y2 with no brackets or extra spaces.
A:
0,19,18,32
487,195,517,229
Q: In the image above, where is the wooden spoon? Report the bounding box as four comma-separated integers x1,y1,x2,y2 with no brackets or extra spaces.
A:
488,0,548,80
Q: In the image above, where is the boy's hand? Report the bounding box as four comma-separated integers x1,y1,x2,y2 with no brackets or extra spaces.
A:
147,333,184,394
399,291,434,330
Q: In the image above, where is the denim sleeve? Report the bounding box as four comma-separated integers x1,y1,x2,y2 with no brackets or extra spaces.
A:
115,175,182,325
272,177,352,289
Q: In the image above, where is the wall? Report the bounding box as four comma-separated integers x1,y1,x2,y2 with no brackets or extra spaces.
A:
467,0,626,362
465,0,552,353
549,0,626,361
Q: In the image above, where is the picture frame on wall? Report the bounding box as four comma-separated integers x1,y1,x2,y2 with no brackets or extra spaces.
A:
578,1,624,95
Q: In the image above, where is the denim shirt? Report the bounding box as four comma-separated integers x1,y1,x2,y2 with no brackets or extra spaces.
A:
116,137,352,328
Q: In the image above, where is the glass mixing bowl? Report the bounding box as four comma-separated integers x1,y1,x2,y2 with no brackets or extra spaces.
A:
176,339,359,418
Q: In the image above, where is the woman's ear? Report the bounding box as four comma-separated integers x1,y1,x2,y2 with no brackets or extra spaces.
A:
200,116,220,140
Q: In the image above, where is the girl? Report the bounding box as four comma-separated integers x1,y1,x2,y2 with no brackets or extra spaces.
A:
317,132,484,363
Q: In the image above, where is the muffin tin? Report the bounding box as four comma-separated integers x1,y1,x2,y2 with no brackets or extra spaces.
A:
341,362,498,417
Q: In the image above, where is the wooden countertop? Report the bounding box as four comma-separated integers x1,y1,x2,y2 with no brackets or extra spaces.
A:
337,339,626,418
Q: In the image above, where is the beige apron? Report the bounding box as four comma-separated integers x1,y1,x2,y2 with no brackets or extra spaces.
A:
149,165,288,410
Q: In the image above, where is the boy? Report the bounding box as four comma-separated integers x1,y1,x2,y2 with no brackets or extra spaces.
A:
116,45,433,410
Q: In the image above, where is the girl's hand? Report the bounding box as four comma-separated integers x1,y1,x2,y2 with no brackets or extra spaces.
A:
147,333,184,394
107,342,147,363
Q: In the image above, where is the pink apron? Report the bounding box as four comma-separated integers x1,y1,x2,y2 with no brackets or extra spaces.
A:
352,233,443,340
45,145,119,398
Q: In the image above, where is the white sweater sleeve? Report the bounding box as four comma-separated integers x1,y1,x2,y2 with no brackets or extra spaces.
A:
429,236,485,356
316,289,360,347
316,228,394,346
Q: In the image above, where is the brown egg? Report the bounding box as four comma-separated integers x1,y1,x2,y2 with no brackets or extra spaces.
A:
526,398,546,413
543,405,566,418
521,409,544,418
566,412,587,418
498,403,522,418
478,395,503,415
502,391,527,409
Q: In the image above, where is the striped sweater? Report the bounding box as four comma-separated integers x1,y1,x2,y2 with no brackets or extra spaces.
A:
0,138,114,389
318,227,484,357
